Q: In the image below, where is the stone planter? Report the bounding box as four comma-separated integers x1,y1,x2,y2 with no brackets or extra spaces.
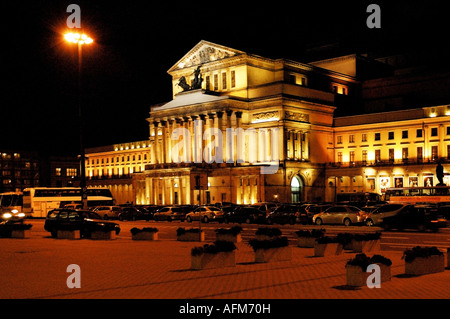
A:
57,229,80,239
0,224,32,238
254,246,292,263
91,230,116,240
405,255,445,275
177,231,205,242
216,233,242,243
346,263,391,287
191,251,236,270
349,240,372,253
297,236,317,248
314,242,343,257
132,231,158,241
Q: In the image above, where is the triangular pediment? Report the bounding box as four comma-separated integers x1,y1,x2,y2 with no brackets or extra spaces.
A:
168,40,245,73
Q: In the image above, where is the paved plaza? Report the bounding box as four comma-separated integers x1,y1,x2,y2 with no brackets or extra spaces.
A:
0,221,449,301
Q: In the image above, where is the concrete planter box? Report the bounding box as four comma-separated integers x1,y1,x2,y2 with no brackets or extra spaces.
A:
0,224,32,238
132,231,158,241
405,255,445,275
191,251,236,270
297,237,317,248
216,233,242,243
254,246,292,263
177,231,205,242
346,264,391,287
57,230,80,239
314,243,343,257
91,230,116,240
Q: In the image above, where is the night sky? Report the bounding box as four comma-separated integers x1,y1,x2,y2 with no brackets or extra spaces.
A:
2,0,449,156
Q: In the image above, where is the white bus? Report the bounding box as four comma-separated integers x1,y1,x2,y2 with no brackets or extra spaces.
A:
0,192,23,213
22,187,115,218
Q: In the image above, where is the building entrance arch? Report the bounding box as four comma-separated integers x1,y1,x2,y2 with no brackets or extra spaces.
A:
291,175,304,203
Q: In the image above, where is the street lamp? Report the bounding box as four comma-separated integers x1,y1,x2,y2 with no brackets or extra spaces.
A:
64,31,93,209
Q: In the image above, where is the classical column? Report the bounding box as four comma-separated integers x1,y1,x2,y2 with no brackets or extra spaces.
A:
225,110,233,163
217,111,225,163
161,120,168,164
152,121,159,164
198,114,207,163
235,111,243,163
304,131,310,160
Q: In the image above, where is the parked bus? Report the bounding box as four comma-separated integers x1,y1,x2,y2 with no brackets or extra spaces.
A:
22,187,115,218
0,192,23,213
335,192,383,208
384,186,450,205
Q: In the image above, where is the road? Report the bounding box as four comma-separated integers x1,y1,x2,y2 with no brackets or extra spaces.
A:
26,219,450,252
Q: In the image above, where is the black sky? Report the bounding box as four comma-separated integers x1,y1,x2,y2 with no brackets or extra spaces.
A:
2,0,449,156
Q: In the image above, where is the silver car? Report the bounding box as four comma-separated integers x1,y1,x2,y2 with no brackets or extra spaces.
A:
312,205,367,226
363,204,413,226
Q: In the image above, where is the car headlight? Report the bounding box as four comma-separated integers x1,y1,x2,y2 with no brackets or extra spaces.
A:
2,213,12,219
18,213,25,218
11,209,19,214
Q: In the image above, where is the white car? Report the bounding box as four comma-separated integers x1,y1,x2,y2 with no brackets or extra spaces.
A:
185,206,224,223
92,206,122,220
312,205,367,226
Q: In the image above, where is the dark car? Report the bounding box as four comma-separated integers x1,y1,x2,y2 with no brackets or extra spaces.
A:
118,206,151,221
44,209,120,238
223,206,267,224
379,205,448,231
267,204,307,225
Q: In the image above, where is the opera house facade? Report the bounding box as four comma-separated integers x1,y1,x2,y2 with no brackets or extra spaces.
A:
85,41,450,205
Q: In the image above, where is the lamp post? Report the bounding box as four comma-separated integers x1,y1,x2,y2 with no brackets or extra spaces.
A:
64,31,93,209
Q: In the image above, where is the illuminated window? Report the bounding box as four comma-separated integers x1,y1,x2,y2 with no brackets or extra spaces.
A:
417,147,423,162
349,151,355,163
349,135,355,143
55,168,62,176
431,146,438,161
231,71,236,88
66,168,77,177
362,134,367,142
337,152,342,163
402,148,408,162
362,150,367,163
375,149,381,163
389,149,394,163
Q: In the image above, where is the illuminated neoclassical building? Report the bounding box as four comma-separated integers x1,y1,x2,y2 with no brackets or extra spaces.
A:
85,41,450,205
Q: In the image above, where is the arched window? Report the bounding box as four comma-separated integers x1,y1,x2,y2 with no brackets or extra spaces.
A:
291,176,304,203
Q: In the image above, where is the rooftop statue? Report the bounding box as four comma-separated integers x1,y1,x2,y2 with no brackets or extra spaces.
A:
176,66,203,92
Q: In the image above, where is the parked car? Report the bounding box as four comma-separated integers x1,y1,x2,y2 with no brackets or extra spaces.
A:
223,206,267,224
267,204,308,225
312,205,367,226
153,206,186,221
64,203,83,210
92,206,123,220
379,205,448,231
118,206,151,221
364,203,410,226
304,204,333,223
1,208,26,223
250,202,279,216
44,209,120,238
185,206,224,223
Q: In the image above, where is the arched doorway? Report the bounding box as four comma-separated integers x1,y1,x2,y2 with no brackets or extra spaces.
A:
291,175,304,203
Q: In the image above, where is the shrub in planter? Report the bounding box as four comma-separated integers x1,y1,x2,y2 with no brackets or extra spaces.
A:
215,226,243,242
131,227,159,240
338,232,381,252
249,236,292,263
0,222,32,238
177,227,205,242
314,236,343,257
345,253,392,287
295,229,325,248
403,246,445,275
191,241,237,270
255,227,282,240
90,223,117,240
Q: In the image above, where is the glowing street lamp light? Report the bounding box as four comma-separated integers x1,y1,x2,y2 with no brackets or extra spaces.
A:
64,31,93,210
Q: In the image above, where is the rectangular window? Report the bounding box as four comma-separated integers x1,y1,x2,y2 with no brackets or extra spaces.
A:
231,71,236,88
402,130,408,139
222,72,227,90
375,133,381,141
431,145,438,161
337,152,343,164
362,134,367,142
66,168,77,177
55,168,62,176
402,148,408,162
337,136,342,144
349,135,355,143
349,151,355,163
417,147,423,162
388,132,394,140
431,127,438,137
375,149,381,163
213,74,218,90
447,145,450,160
416,129,423,138
389,149,395,163
205,76,210,90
